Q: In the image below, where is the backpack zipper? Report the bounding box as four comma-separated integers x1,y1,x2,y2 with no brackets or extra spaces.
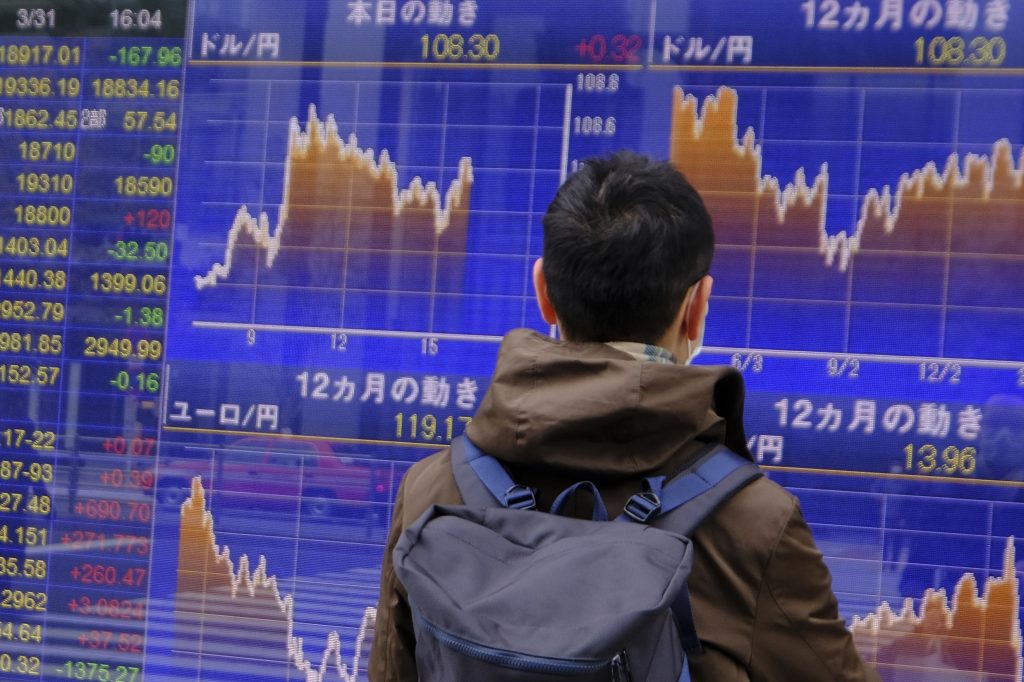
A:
414,610,614,676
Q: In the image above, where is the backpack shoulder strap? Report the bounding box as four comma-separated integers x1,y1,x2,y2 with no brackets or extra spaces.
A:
623,444,763,536
449,436,537,510
627,445,763,659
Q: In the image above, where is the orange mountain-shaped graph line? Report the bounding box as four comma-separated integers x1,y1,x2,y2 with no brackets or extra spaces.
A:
670,86,1024,269
850,538,1022,681
195,104,474,290
671,85,830,237
177,477,376,682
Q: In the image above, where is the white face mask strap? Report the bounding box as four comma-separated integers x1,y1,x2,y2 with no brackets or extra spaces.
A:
681,283,707,365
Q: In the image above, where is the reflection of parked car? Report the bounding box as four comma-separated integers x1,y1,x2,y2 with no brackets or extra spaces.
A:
157,437,390,519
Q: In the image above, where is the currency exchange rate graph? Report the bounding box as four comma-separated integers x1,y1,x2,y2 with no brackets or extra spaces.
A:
191,104,474,294
779,473,1024,682
851,539,1020,682
3,0,1024,680
174,79,566,339
669,84,1024,361
175,478,378,682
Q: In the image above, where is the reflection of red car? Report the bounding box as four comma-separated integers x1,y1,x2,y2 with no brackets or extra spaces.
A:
157,437,389,518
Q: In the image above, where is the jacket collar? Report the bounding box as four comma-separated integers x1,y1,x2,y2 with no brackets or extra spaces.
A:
465,329,751,477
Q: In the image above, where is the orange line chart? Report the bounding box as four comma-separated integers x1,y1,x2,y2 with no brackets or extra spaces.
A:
670,86,1024,270
194,104,474,291
175,477,376,681
850,538,1022,681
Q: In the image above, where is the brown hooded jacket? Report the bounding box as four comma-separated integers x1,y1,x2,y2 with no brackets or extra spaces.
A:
369,329,879,681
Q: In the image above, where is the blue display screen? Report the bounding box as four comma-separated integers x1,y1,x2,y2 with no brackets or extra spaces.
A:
1,1,1022,680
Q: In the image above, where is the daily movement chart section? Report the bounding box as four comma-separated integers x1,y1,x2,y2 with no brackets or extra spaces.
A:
163,74,574,446
192,103,475,319
192,105,474,294
175,79,564,339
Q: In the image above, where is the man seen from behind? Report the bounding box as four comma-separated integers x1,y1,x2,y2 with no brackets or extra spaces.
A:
370,151,879,681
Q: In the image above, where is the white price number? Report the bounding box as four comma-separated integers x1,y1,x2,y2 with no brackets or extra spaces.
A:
576,73,619,93
573,115,616,137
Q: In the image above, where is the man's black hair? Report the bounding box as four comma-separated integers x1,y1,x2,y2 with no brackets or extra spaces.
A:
542,150,714,343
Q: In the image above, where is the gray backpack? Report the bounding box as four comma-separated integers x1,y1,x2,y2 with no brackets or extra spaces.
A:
393,436,762,681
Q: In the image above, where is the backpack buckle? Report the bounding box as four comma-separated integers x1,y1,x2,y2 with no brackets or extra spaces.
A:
623,491,662,523
503,485,537,510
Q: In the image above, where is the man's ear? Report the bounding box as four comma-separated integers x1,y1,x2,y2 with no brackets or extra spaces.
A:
684,275,713,341
532,258,559,325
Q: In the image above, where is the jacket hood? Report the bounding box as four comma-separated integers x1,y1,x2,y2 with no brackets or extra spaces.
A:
466,329,752,477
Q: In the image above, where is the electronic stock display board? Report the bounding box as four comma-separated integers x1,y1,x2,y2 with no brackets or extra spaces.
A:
0,1,1023,680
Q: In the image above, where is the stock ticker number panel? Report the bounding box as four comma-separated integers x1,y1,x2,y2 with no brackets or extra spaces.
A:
0,1,1022,681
